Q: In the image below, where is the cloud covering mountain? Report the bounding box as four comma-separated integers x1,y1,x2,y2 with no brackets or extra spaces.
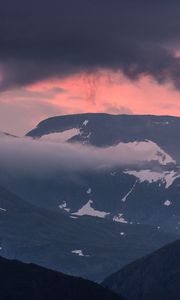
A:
0,134,173,179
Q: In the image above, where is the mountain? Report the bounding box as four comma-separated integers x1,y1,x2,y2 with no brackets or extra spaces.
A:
1,113,180,281
27,113,180,162
0,256,123,300
0,185,176,282
17,113,180,235
102,239,180,300
27,113,180,160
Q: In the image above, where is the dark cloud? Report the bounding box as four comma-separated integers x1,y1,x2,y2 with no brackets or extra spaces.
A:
1,0,180,89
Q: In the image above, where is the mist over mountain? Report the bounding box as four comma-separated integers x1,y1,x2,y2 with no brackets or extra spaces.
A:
27,113,180,163
1,113,180,235
3,1,180,298
1,112,180,288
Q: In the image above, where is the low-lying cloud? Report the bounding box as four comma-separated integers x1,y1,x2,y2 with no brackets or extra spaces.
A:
0,135,173,180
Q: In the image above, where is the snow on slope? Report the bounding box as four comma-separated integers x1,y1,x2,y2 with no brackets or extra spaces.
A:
71,249,89,257
164,200,172,206
72,200,110,218
36,127,175,167
117,140,175,165
59,201,70,212
37,119,89,143
113,214,128,223
82,120,89,126
121,180,138,202
72,250,84,256
124,170,180,188
86,188,92,194
0,207,7,212
39,128,80,143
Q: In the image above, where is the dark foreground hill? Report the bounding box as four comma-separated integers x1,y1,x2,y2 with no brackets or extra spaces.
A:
0,256,124,300
103,239,180,300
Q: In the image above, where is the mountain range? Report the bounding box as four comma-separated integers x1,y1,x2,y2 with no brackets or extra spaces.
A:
25,113,180,235
1,113,180,285
0,185,175,282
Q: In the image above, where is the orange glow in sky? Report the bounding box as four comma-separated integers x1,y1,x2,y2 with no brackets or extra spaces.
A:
1,71,180,135
30,71,180,116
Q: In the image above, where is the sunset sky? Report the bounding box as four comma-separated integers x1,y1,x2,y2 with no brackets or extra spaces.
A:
1,0,180,135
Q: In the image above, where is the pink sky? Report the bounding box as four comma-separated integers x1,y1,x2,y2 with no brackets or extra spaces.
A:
1,71,180,135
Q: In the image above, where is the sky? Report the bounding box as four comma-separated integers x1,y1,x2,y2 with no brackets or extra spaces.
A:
1,0,180,135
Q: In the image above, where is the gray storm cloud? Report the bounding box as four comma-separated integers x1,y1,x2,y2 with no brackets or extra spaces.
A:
1,0,180,90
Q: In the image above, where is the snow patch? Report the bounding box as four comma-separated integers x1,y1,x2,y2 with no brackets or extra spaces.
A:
124,170,180,189
83,120,89,126
86,132,91,139
113,213,128,223
121,180,138,202
120,232,125,236
59,201,70,212
86,188,92,194
39,128,80,143
0,207,7,212
117,140,175,165
72,200,110,218
71,249,89,257
164,200,172,207
164,171,180,188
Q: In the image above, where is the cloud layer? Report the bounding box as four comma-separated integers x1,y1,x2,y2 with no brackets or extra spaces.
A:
0,135,173,181
1,0,180,90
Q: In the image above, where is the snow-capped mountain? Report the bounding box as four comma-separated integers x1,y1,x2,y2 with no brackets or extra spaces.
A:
27,113,180,163
20,114,180,234
1,113,180,281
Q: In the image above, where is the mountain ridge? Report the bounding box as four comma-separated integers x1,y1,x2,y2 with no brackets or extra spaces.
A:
102,238,180,300
0,255,124,300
